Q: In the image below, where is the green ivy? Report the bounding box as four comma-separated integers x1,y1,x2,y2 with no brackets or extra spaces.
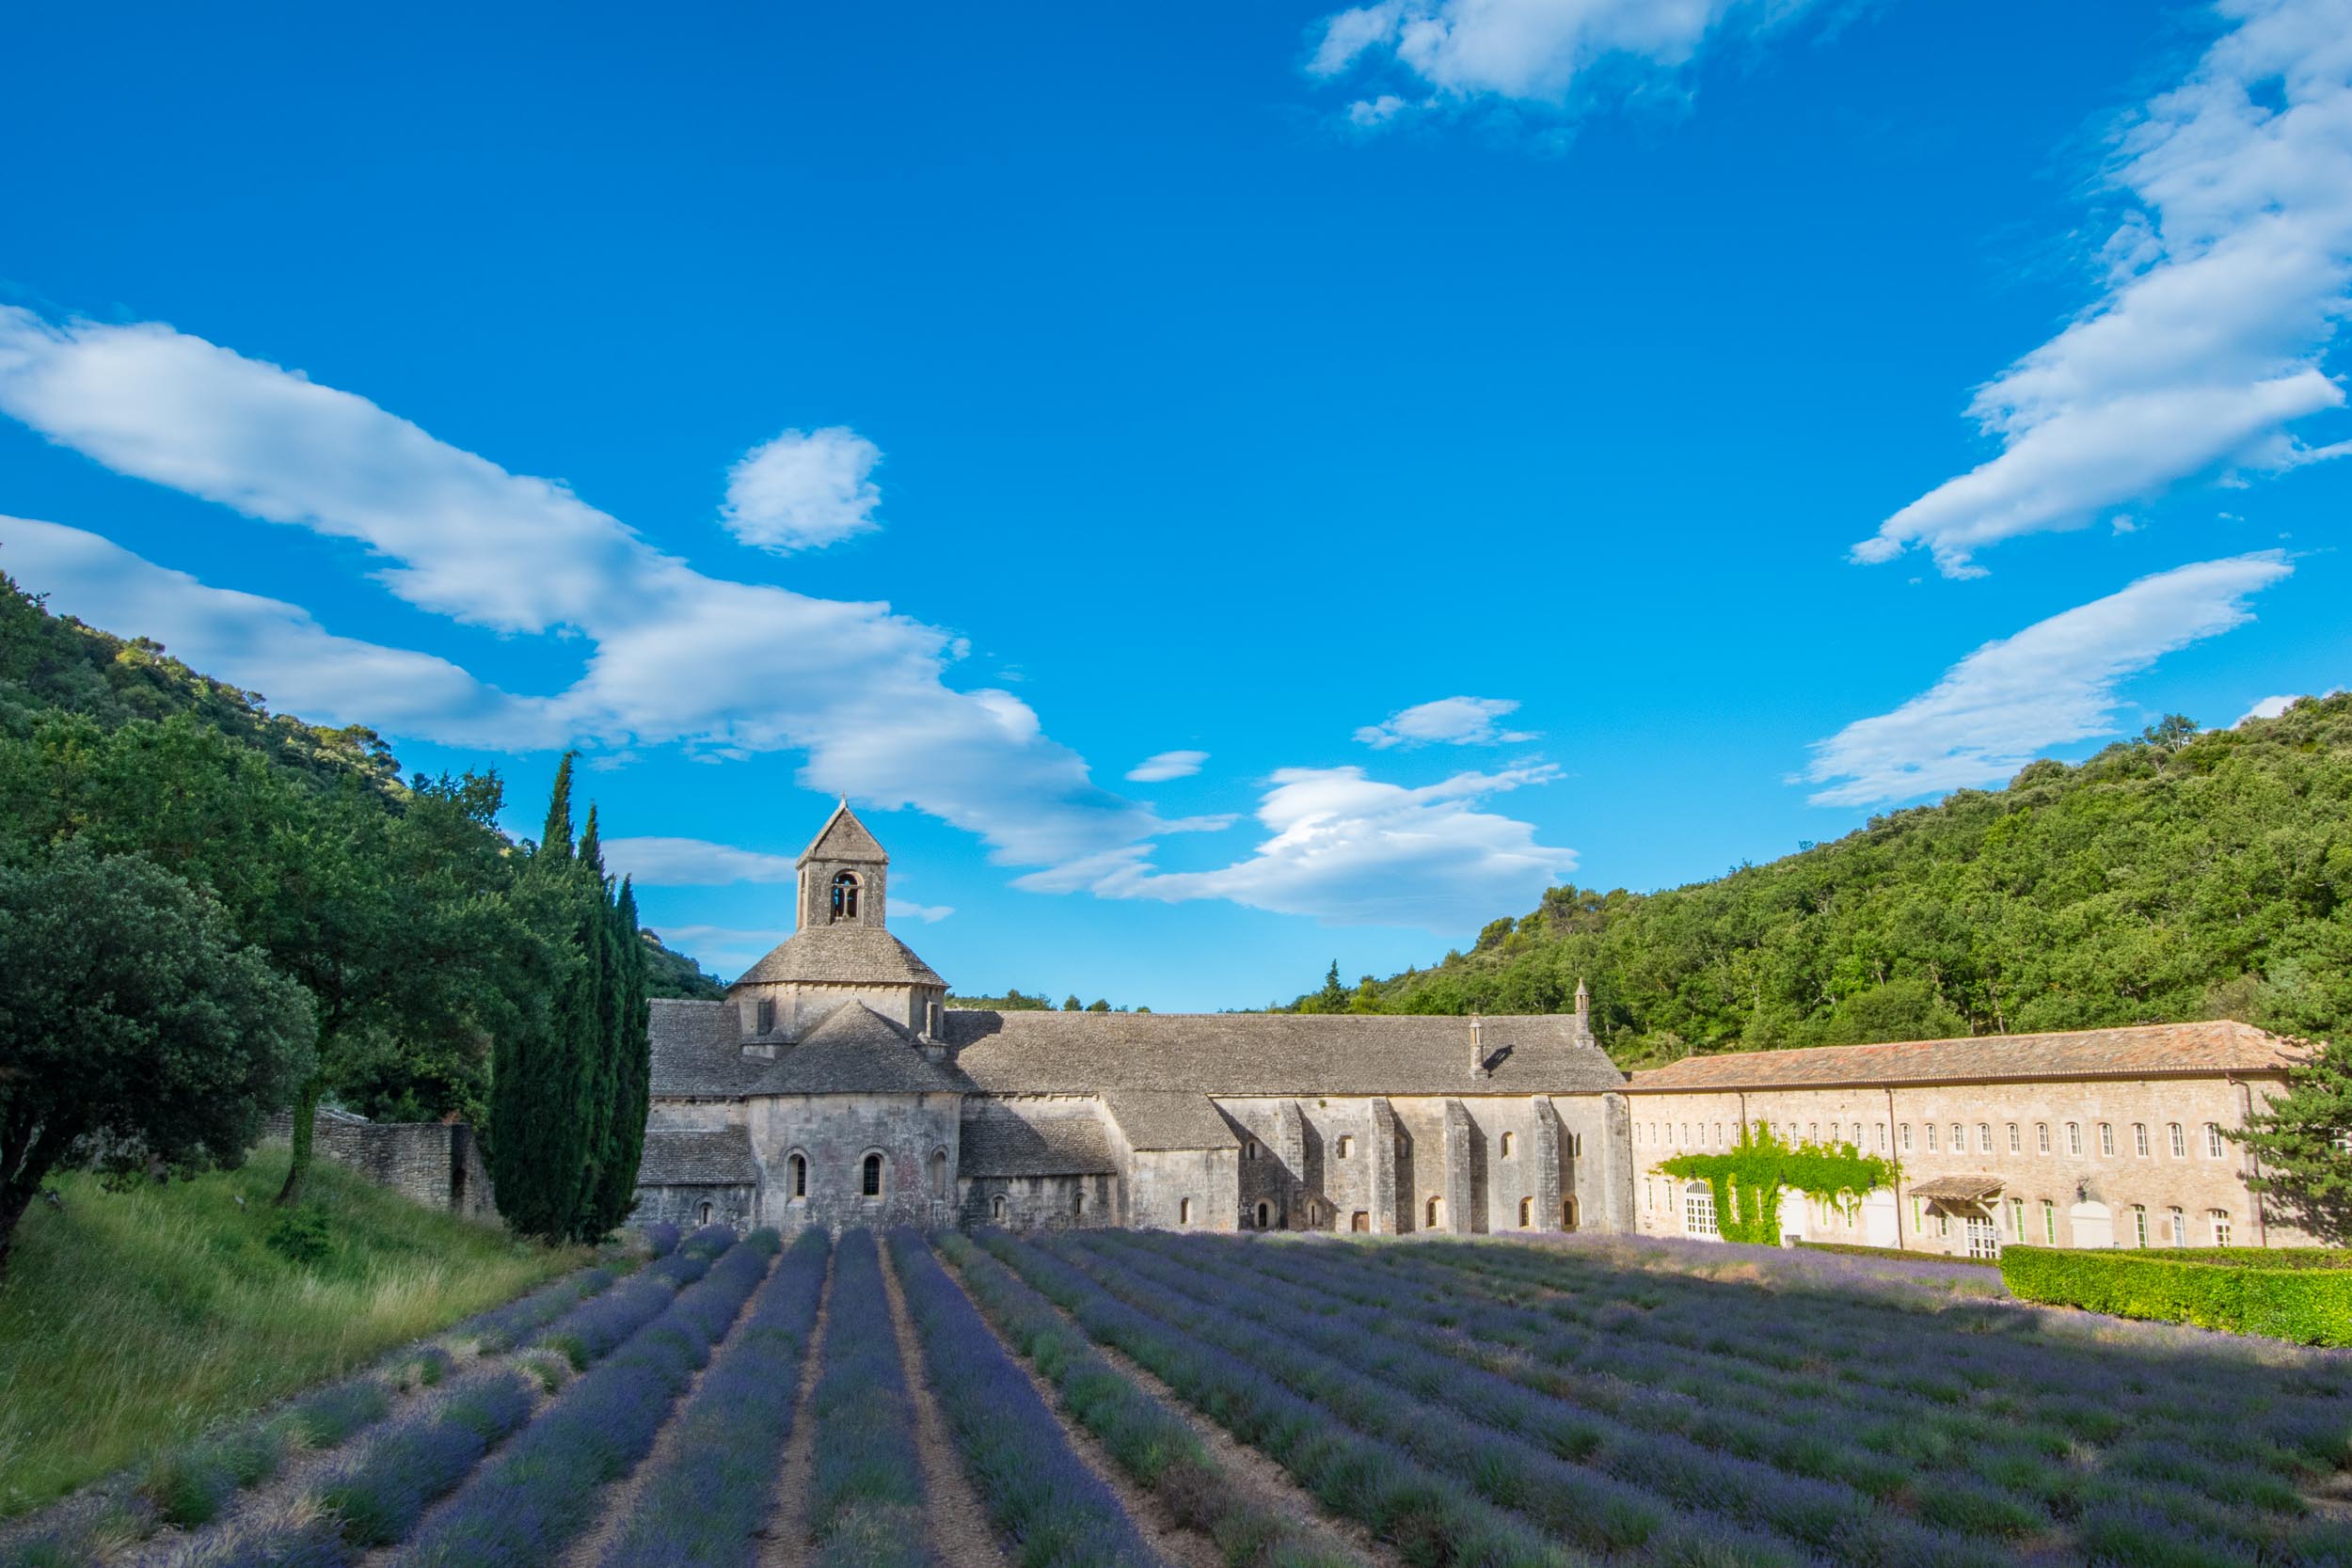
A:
1658,1126,1899,1245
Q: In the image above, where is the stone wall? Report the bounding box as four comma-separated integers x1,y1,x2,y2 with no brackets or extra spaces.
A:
958,1172,1115,1229
634,1180,758,1231
264,1109,498,1221
1624,1073,2310,1253
747,1091,960,1232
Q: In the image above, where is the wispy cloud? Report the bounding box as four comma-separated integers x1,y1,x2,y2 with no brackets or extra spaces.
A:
0,307,1154,867
1306,0,1823,127
1125,750,1208,783
722,425,883,552
602,836,800,885
1020,764,1571,931
1803,551,2294,806
1854,0,2352,577
1355,695,1535,749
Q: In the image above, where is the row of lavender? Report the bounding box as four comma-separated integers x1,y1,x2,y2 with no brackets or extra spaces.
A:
985,1227,2352,1568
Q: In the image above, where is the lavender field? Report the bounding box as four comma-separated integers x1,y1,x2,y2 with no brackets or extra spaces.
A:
13,1228,2352,1568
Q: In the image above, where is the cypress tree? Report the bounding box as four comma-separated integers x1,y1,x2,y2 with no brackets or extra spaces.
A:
587,876,652,1236
570,805,622,1241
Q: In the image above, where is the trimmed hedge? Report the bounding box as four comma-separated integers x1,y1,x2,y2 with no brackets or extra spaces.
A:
1796,1241,1999,1269
1999,1246,2352,1345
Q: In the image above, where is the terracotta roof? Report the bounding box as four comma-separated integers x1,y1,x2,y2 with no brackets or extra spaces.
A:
744,1003,969,1097
942,1011,1623,1098
798,801,887,865
959,1102,1118,1176
1911,1175,2006,1203
733,926,946,988
638,1125,758,1186
1625,1022,2300,1094
1102,1091,1241,1151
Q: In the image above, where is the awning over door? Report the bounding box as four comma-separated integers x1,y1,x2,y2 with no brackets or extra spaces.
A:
1909,1174,2005,1205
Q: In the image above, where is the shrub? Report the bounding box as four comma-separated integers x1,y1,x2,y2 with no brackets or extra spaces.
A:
640,1222,681,1259
264,1208,335,1267
279,1377,392,1451
1999,1246,2352,1345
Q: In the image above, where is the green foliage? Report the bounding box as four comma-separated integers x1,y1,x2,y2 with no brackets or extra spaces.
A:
1999,1245,2352,1346
641,927,725,999
1285,694,2352,1067
0,842,315,1267
0,1146,585,1519
2233,1037,2352,1244
1658,1126,1898,1245
947,988,1057,1011
263,1206,334,1266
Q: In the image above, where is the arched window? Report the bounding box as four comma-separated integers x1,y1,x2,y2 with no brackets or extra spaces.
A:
2036,1122,2051,1153
1977,1123,1991,1153
2209,1209,2233,1245
1563,1196,1579,1230
1500,1131,1515,1159
1424,1196,1444,1228
1518,1196,1533,1227
2066,1122,2083,1156
1179,1197,1193,1226
930,1148,948,1198
2099,1123,2116,1157
2169,1122,2185,1157
2133,1123,2150,1157
830,870,860,922
1254,1200,1271,1229
2168,1205,2185,1244
1350,1211,1369,1232
1073,1188,1086,1217
2206,1123,2225,1159
1245,1140,1260,1161
697,1200,713,1225
992,1194,1007,1222
1683,1181,1718,1239
2007,1123,2020,1153
862,1152,883,1197
1924,1123,1937,1151
2132,1205,2149,1246
789,1152,808,1201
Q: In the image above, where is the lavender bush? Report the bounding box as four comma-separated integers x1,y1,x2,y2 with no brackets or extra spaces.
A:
455,1261,627,1353
389,1234,771,1568
596,1227,830,1568
886,1230,1162,1568
806,1231,931,1568
314,1371,537,1546
641,1221,682,1259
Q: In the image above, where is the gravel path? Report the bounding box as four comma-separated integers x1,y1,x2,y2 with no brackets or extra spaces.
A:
755,1245,834,1568
980,1244,1400,1568
874,1241,1011,1568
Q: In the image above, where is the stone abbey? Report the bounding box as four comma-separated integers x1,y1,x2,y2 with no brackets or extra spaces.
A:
629,805,2314,1253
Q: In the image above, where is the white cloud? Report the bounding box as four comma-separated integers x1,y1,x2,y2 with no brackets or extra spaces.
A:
1354,695,1535,749
1803,551,2293,806
1019,764,1572,931
1126,750,1208,783
1307,0,1821,122
721,426,883,553
895,900,956,924
1856,0,2352,576
602,836,800,885
2238,692,2303,722
0,307,1157,868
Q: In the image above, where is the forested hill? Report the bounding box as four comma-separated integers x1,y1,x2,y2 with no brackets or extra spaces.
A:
1286,696,2352,1068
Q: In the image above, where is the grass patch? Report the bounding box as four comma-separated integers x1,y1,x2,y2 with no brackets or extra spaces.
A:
0,1144,586,1519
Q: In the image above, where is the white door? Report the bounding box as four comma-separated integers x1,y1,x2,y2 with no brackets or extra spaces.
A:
1965,1214,1999,1259
1862,1189,1899,1248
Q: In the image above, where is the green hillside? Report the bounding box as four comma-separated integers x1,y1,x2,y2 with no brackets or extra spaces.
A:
1289,697,2352,1068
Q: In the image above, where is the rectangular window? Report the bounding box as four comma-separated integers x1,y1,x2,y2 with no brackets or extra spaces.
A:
2134,1123,2150,1157
2008,1123,2020,1153
1569,1132,1582,1159
1685,1187,1718,1238
2066,1123,2083,1156
2008,1196,2025,1238
2133,1206,2148,1247
1912,1197,1923,1230
2169,1122,2185,1158
2169,1207,2186,1245
2207,1123,2225,1159
1934,1211,1949,1238
2210,1210,2233,1246
2099,1123,2115,1157
2037,1123,2051,1154
2042,1200,2057,1244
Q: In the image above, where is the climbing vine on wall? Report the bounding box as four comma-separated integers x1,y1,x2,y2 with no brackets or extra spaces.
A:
1658,1126,1899,1245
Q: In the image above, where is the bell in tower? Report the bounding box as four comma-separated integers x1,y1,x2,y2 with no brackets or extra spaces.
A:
797,799,889,933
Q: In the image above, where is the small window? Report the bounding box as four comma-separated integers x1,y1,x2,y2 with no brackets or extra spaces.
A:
830,870,860,922
2169,1122,2185,1158
1935,1211,1949,1238
1807,1122,1818,1143
790,1153,807,1201
2037,1122,2051,1154
2066,1123,2082,1156
1180,1197,1193,1226
992,1194,1007,1222
1350,1211,1369,1232
1425,1196,1444,1228
1711,1123,1722,1147
1679,1123,1689,1145
2134,1123,2150,1157
755,997,776,1035
2206,1123,2225,1159
697,1200,713,1226
1073,1188,1086,1216
930,1148,948,1198
2008,1197,2025,1238
1254,1200,1270,1229
862,1153,882,1197
1876,1122,1887,1151
2132,1205,2148,1247
1518,1196,1534,1227
1912,1196,1923,1230
1978,1123,1992,1153
1925,1123,1937,1152
1827,1122,1838,1145
1950,1123,1963,1152
2007,1123,2020,1153
2099,1123,2115,1158
1337,1134,1354,1159
1900,1123,1914,1152
1245,1140,1260,1162
1563,1196,1579,1229
1569,1132,1582,1159
2169,1206,2185,1245
2210,1210,2233,1246
1501,1132,1515,1159
2041,1200,2057,1243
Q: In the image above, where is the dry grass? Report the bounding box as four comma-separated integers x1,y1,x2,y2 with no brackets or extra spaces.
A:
0,1145,585,1519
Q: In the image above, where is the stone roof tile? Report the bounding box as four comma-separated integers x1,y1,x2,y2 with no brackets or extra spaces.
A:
1624,1021,2301,1094
733,926,946,988
958,1102,1118,1176
1102,1091,1240,1151
798,801,887,865
638,1125,758,1185
648,999,764,1099
744,1002,969,1097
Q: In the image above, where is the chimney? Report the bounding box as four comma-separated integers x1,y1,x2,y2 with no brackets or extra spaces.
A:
1574,978,1591,1037
1470,1012,1486,1078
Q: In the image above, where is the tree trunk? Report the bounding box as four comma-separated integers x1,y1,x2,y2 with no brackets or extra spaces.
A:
274,1073,325,1207
0,1180,37,1279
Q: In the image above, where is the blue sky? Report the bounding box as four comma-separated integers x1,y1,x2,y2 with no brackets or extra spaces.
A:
2,0,2346,1009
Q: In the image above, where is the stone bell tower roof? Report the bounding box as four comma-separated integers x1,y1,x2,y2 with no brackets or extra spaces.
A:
798,799,887,867
730,801,947,999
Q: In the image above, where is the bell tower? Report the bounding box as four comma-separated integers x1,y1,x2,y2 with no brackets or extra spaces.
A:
797,800,888,933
